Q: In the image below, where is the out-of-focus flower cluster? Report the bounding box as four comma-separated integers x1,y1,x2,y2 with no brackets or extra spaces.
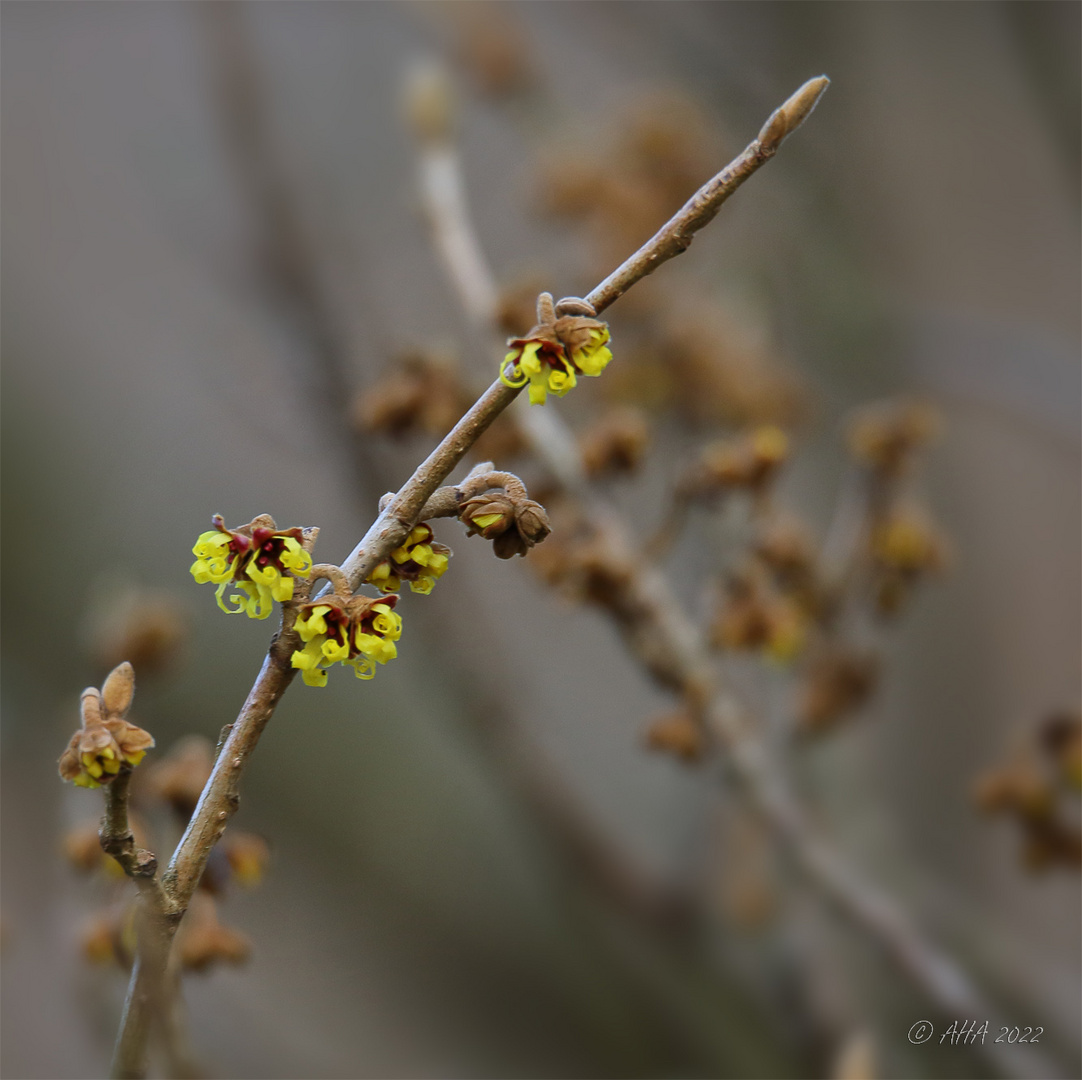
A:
539,93,718,271
847,400,949,617
354,349,527,461
579,407,651,478
974,710,1082,871
84,585,188,674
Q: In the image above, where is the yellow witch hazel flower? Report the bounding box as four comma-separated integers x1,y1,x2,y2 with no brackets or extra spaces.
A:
291,593,403,687
499,293,612,405
190,514,312,619
367,522,451,595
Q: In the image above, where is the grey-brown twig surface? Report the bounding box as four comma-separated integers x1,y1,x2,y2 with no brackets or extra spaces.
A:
585,76,828,317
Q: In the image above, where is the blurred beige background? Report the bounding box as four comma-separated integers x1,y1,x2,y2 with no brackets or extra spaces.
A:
2,3,1078,1078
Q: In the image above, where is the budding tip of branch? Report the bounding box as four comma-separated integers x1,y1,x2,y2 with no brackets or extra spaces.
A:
757,74,830,152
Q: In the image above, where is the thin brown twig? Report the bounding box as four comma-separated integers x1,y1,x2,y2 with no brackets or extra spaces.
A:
411,74,1062,1080
111,73,836,1076
101,771,178,1079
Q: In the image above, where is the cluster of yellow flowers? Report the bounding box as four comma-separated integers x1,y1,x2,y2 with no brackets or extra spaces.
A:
500,315,612,405
291,594,403,687
187,511,453,686
190,515,312,620
367,523,450,595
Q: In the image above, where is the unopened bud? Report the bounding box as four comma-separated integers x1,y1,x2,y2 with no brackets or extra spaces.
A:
461,494,515,539
493,529,530,560
758,75,829,152
645,710,704,763
554,296,596,318
514,500,551,544
102,662,135,718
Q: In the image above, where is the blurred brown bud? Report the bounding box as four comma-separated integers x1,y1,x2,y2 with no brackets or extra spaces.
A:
81,913,120,966
177,895,251,972
847,399,940,477
63,823,112,875
754,516,823,615
798,648,880,735
690,426,790,497
141,736,215,821
580,407,650,477
62,818,146,878
224,832,271,888
711,570,807,662
539,160,611,220
454,8,534,97
354,353,471,440
80,905,136,968
91,589,188,674
1041,710,1082,790
403,60,456,143
529,527,636,610
755,516,817,580
870,506,949,581
644,710,704,763
101,661,135,718
656,309,806,428
1021,819,1082,872
972,762,1055,821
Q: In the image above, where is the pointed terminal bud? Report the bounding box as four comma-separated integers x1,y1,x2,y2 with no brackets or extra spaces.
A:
758,76,830,153
102,662,135,718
